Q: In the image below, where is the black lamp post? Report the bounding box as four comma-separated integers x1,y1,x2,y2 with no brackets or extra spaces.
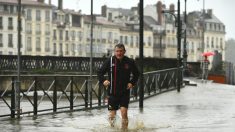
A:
162,0,182,92
139,0,144,109
183,0,188,74
176,0,181,92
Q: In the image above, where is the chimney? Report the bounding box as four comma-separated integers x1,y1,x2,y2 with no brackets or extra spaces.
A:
48,0,51,5
101,5,107,17
157,1,163,25
37,0,44,3
58,0,63,10
169,4,175,12
207,9,213,18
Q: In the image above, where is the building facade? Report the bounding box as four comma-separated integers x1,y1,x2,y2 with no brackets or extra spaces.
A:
0,0,226,63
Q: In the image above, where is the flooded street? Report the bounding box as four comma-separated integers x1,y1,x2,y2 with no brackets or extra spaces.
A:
1,80,235,132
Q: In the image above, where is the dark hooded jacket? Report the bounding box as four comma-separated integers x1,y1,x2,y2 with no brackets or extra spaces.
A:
97,56,139,96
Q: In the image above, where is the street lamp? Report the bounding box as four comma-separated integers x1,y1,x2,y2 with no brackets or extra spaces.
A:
183,0,188,74
162,0,182,92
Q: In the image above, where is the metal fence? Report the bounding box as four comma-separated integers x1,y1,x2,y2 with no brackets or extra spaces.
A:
0,68,181,118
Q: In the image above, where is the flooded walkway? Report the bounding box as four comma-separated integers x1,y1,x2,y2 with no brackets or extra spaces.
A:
1,79,235,132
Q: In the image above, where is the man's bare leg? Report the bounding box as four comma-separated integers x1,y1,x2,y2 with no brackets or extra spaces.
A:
120,107,128,129
109,110,116,127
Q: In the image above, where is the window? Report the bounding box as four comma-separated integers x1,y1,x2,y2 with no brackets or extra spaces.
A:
59,43,63,56
211,37,214,48
220,38,223,49
79,31,83,41
36,37,41,51
45,37,50,52
136,36,139,46
206,37,209,48
8,17,13,30
26,23,32,34
9,5,14,13
71,43,75,55
27,37,32,51
71,31,75,40
108,12,112,21
36,24,41,34
27,9,32,20
65,44,69,55
0,34,2,47
0,17,2,29
0,5,4,12
45,24,50,35
4,5,8,12
130,36,134,47
120,36,123,43
148,37,152,46
108,32,112,43
45,10,50,21
53,43,57,55
8,34,13,47
125,36,128,44
66,31,69,40
53,30,57,40
59,30,63,40
36,10,41,21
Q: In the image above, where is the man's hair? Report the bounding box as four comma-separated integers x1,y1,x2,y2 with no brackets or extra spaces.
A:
114,43,126,51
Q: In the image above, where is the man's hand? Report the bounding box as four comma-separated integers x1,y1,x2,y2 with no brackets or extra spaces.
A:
127,83,133,89
103,80,110,88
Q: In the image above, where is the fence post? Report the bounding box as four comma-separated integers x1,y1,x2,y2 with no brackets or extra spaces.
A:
70,76,74,110
53,76,57,112
33,77,38,116
85,79,88,108
11,77,15,118
98,82,101,107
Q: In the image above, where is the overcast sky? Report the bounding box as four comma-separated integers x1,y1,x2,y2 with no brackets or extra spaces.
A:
49,0,234,40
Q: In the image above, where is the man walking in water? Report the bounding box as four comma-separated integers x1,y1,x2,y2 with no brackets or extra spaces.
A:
98,44,139,129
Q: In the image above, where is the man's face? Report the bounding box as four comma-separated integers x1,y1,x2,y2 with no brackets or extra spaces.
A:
114,47,125,60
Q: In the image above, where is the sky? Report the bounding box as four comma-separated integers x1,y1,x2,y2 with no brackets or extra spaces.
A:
49,0,235,40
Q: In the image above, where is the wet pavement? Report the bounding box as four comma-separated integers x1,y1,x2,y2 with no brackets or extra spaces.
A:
1,78,235,132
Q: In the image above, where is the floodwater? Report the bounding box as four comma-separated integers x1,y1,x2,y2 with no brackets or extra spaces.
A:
1,79,235,132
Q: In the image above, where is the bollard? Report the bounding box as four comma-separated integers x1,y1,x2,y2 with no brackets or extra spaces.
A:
85,79,88,108
70,77,74,110
33,77,38,116
11,77,15,118
98,83,101,107
53,77,57,112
